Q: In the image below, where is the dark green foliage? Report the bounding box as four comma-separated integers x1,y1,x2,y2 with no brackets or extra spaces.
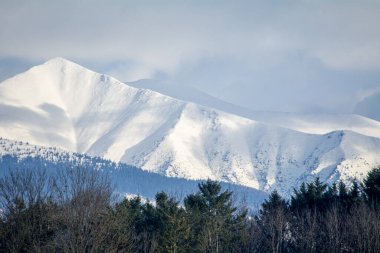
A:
155,192,190,253
324,182,338,205
349,180,361,202
105,197,142,252
255,190,289,253
363,167,380,206
261,190,288,214
287,174,380,253
184,179,247,253
291,178,327,212
0,200,58,252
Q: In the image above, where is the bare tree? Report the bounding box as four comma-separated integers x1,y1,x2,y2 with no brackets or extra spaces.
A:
290,209,319,253
322,204,350,252
347,203,380,253
0,167,50,216
50,166,114,252
0,167,56,252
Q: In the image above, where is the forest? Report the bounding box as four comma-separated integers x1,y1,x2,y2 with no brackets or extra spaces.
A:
1,166,380,253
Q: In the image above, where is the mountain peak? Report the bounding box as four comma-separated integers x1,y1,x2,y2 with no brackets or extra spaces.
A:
41,57,88,71
44,57,76,65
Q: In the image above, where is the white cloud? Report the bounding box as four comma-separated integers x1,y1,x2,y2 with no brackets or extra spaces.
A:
1,1,378,70
107,63,155,82
0,0,379,112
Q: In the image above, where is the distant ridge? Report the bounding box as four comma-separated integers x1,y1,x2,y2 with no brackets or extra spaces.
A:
0,137,267,208
354,91,380,122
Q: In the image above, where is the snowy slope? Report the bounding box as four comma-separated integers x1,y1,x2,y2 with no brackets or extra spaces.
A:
1,58,380,195
121,105,380,194
0,58,185,158
0,137,267,207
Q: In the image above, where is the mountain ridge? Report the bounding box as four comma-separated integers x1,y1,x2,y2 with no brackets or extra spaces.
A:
1,57,380,195
128,78,380,139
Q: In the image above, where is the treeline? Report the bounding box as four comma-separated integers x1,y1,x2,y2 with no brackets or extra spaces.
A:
1,167,380,252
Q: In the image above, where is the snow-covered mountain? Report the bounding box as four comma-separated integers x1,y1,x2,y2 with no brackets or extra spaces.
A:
1,58,380,195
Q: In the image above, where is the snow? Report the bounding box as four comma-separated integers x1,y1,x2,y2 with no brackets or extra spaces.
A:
0,137,268,208
1,58,380,196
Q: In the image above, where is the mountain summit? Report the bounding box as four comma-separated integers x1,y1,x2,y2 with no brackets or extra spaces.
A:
1,58,380,195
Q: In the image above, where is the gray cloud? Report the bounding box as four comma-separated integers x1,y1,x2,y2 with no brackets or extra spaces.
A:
0,0,379,113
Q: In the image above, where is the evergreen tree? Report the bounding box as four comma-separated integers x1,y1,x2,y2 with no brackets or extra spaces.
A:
291,177,328,212
290,182,308,212
348,180,362,206
363,167,380,207
261,190,288,213
184,179,239,253
323,182,338,205
107,197,142,252
155,192,190,253
256,190,289,253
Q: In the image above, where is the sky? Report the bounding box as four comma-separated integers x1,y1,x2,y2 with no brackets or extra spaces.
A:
0,0,380,113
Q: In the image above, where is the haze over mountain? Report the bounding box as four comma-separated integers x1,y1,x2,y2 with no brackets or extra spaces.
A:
1,58,380,195
1,1,379,116
354,91,380,122
129,79,380,138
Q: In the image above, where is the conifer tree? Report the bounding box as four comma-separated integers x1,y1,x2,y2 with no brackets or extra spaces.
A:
155,192,190,253
363,167,380,207
184,179,238,253
256,190,289,253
